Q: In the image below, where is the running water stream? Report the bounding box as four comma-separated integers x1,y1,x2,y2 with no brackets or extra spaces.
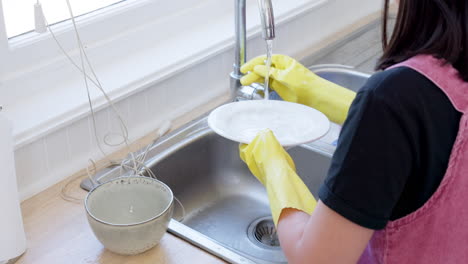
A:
264,40,279,242
264,39,273,100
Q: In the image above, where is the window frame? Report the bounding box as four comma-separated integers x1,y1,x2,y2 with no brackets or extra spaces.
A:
0,0,208,80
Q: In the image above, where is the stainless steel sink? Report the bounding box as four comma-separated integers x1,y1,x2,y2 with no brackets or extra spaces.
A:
308,64,369,92
144,121,332,264
82,65,370,263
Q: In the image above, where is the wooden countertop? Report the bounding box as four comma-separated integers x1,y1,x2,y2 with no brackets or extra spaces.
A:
16,95,229,264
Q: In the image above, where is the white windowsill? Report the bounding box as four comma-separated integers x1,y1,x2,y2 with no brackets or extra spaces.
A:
2,0,330,149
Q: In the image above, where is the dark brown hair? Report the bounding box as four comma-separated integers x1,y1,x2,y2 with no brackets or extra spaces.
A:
377,0,468,81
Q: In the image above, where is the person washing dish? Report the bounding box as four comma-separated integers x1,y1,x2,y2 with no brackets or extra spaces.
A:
239,0,468,263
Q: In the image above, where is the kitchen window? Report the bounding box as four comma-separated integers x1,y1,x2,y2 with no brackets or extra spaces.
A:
0,0,204,95
2,0,127,38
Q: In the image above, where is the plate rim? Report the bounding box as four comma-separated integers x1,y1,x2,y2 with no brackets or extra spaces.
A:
208,100,330,147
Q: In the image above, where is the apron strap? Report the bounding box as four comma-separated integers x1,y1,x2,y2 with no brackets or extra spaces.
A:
388,55,468,114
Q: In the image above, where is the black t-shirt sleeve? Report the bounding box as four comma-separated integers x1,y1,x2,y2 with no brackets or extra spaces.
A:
318,69,415,230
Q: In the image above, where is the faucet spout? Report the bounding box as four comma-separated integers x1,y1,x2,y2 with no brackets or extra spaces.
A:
231,0,276,100
257,0,276,40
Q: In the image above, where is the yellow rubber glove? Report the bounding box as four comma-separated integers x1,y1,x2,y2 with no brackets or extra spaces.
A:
240,55,356,125
239,129,316,226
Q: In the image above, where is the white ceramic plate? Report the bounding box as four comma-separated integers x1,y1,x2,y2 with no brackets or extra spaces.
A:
208,100,330,147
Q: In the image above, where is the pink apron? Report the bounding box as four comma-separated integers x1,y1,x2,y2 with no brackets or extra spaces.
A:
359,55,468,264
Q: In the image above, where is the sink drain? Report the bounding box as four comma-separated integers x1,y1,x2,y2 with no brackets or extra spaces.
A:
247,216,281,248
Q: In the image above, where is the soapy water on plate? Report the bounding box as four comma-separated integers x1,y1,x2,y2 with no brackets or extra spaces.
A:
224,100,323,146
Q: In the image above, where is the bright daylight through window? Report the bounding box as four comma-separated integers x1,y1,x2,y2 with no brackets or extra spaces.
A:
2,0,125,38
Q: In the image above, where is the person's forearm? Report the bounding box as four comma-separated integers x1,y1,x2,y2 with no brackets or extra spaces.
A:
277,208,312,264
277,202,373,264
278,208,309,240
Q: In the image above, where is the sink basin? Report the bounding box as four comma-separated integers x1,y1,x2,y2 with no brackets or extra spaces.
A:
144,122,331,264
82,65,370,263
308,64,369,92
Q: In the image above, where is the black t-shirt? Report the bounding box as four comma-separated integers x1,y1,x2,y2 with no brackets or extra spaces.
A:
318,67,462,230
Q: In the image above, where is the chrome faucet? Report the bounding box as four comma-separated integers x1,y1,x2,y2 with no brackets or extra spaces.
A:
230,0,276,100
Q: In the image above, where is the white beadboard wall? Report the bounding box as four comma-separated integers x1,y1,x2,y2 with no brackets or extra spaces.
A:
14,0,381,200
